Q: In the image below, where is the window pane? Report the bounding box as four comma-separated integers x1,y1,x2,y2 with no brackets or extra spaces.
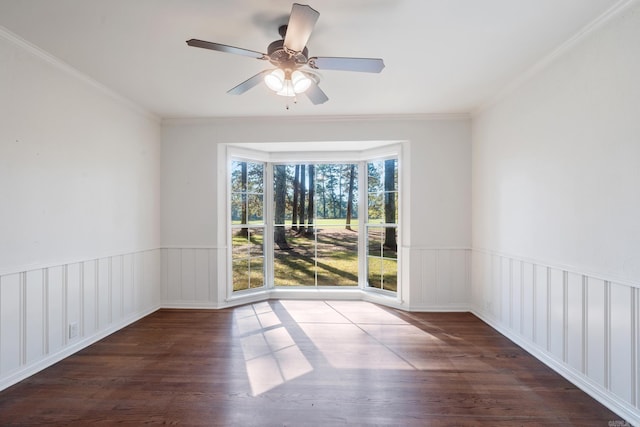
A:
367,255,397,291
384,192,398,225
316,227,358,287
367,257,383,289
248,228,264,257
247,163,264,193
232,229,250,260
368,193,384,221
367,224,398,291
232,259,249,291
249,258,264,288
385,158,398,192
232,227,264,291
248,194,264,223
382,228,398,258
367,161,383,193
232,228,263,259
231,193,244,225
366,156,398,293
272,163,359,288
382,259,397,292
274,227,315,286
231,161,246,192
368,227,384,257
231,160,265,293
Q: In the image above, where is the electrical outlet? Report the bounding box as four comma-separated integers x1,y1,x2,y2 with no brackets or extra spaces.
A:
68,322,79,339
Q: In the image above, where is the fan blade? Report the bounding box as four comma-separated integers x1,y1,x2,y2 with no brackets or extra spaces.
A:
186,39,267,60
283,3,319,53
227,70,271,95
305,80,329,105
309,57,385,73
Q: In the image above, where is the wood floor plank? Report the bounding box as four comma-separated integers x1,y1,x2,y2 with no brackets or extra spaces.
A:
0,301,624,426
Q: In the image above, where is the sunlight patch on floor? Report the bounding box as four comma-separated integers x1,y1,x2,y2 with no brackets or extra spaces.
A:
278,300,351,323
235,300,451,395
325,300,409,325
297,322,414,370
236,303,313,396
282,300,444,370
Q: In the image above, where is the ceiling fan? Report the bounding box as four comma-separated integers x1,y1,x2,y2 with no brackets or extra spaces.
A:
186,3,385,105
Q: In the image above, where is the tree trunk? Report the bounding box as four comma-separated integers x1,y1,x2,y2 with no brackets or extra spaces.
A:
292,165,299,231
384,159,397,251
321,172,327,218
330,166,338,218
298,164,306,233
274,165,289,249
239,161,248,237
306,164,315,235
345,164,356,231
338,166,344,218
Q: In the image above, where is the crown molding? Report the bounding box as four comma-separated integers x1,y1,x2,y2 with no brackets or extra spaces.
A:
472,0,639,116
162,112,471,126
0,25,160,123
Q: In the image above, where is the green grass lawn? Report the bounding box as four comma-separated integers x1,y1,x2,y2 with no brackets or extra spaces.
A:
232,224,397,291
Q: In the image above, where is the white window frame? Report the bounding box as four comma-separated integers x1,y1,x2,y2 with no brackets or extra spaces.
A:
220,142,407,304
364,155,400,295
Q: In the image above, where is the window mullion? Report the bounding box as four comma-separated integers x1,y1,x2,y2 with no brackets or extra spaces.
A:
264,162,275,289
358,160,367,289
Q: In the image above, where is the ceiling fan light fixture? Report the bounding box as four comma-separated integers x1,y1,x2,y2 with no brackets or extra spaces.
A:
264,68,285,92
187,3,385,105
267,69,311,97
276,78,296,97
291,70,311,93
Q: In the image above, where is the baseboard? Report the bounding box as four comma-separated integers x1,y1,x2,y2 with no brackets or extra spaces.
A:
471,308,639,426
408,304,470,312
162,288,406,310
161,301,226,309
160,295,470,313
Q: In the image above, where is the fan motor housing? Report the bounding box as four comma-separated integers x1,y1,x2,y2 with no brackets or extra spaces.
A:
267,39,308,67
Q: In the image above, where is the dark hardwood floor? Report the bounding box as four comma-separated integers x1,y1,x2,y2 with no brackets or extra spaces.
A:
0,300,623,426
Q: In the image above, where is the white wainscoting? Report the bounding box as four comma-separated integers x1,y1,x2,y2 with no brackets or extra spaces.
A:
407,247,471,311
0,249,161,391
471,249,640,425
161,247,220,308
161,246,471,311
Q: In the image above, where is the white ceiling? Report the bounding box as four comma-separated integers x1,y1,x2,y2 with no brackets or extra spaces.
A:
0,0,622,119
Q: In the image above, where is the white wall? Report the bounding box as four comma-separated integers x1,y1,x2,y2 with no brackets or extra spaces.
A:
161,116,472,310
471,3,640,424
3,2,636,420
0,29,162,390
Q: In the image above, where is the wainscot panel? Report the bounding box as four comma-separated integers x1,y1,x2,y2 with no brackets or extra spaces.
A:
0,249,161,392
471,249,640,425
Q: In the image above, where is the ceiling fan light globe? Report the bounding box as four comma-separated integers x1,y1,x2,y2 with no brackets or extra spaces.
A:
264,69,285,92
276,79,296,97
291,70,311,93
